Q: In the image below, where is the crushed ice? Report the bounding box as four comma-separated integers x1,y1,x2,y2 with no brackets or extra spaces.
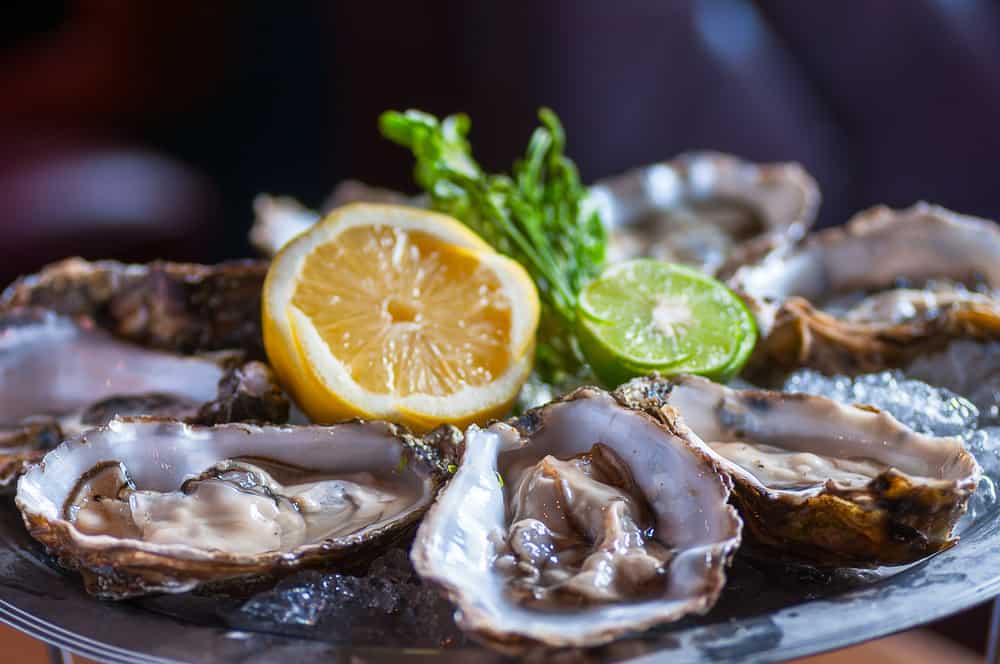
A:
907,340,1000,426
226,548,463,647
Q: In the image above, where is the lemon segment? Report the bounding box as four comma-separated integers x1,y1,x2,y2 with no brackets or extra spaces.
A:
263,203,539,431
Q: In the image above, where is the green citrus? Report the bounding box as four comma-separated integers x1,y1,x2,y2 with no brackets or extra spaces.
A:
577,259,756,387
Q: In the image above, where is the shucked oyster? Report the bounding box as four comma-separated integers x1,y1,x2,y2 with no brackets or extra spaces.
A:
16,418,454,599
619,375,982,566
591,152,819,275
411,387,741,649
0,259,286,487
731,203,1000,381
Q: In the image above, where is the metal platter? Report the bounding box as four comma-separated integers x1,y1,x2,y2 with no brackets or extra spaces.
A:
0,481,998,664
2,246,998,661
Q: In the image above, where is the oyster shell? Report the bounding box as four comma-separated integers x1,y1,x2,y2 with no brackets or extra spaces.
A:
411,387,741,649
16,418,455,599
0,259,286,487
250,182,420,256
1,257,269,358
591,152,819,275
907,340,1000,425
250,195,321,257
731,203,1000,381
618,374,982,566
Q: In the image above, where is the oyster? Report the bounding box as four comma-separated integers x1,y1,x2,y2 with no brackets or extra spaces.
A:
16,418,454,599
732,203,1000,381
591,152,819,275
1,257,269,358
619,374,982,566
411,387,741,649
0,259,286,487
250,181,419,256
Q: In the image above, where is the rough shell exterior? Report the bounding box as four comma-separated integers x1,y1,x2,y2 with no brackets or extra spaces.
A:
617,375,982,567
1,257,269,359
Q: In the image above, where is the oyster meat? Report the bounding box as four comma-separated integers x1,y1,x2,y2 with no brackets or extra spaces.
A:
16,418,455,599
732,203,1000,381
591,152,819,275
0,259,286,487
619,374,982,566
411,387,741,649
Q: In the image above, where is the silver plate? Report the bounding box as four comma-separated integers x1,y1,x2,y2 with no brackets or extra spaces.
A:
0,489,997,664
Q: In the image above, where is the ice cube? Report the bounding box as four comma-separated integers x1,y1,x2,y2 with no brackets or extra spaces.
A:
225,549,463,647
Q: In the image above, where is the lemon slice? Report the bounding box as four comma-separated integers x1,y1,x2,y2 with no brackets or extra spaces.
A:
263,203,540,431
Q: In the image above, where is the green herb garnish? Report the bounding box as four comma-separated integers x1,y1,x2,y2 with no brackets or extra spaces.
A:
379,108,606,381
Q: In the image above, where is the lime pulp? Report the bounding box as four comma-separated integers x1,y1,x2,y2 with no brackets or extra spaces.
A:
576,259,757,387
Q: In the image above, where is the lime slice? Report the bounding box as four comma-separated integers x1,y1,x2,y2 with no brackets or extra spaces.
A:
577,259,756,387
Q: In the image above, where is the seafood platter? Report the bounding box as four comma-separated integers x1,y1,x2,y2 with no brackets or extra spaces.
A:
2,109,1000,663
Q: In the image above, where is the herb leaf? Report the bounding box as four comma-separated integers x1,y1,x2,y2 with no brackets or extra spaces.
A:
379,108,606,380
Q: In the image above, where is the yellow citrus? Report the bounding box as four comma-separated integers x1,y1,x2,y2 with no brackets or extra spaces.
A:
263,203,539,431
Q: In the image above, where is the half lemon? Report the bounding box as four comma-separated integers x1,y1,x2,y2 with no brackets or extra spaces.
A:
263,203,539,431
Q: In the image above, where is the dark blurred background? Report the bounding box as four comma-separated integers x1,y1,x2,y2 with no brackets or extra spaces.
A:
1,0,998,657
5,0,1000,284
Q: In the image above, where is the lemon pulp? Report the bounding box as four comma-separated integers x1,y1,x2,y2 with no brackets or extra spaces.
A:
291,225,514,398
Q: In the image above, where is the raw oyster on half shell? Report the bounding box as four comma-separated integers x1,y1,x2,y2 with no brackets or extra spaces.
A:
411,386,741,649
0,259,286,487
618,375,981,566
16,418,456,599
731,203,1000,381
591,152,819,275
